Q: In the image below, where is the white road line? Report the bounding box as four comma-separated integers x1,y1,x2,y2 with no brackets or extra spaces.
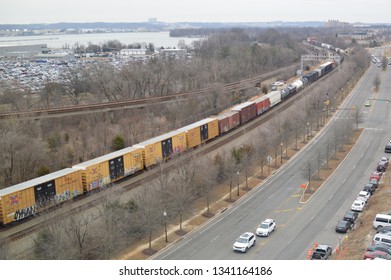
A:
210,235,220,243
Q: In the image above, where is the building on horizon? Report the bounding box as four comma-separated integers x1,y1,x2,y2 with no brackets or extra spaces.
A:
0,44,48,58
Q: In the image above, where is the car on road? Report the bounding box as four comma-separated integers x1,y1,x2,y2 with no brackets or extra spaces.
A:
367,244,391,255
369,178,379,188
363,250,391,260
379,157,389,166
233,232,256,253
363,183,376,195
364,101,371,107
335,220,354,233
351,200,366,212
256,219,276,237
310,244,332,260
356,191,371,202
376,163,386,172
369,173,381,181
343,210,359,223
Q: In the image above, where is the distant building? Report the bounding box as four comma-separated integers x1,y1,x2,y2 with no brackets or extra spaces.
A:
325,20,351,28
338,32,374,40
0,44,48,58
158,48,187,60
120,48,148,57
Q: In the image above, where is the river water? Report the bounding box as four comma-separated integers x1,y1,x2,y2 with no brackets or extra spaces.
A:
0,31,201,49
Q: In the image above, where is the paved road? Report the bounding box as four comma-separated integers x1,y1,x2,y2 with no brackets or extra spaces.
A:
154,62,391,260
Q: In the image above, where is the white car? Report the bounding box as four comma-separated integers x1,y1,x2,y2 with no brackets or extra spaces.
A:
379,157,389,166
351,200,366,212
356,191,371,202
256,219,276,237
232,232,256,253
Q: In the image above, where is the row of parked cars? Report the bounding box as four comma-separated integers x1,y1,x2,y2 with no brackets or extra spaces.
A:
232,219,276,253
365,154,391,259
331,156,390,260
363,156,391,260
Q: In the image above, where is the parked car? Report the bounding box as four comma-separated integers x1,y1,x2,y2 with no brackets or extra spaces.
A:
356,191,371,202
310,244,332,260
232,232,256,253
371,171,382,181
351,200,365,212
256,219,276,237
377,163,387,172
363,183,376,195
335,220,354,233
343,210,359,223
369,178,379,188
376,226,391,234
363,250,391,260
379,157,389,166
367,244,391,255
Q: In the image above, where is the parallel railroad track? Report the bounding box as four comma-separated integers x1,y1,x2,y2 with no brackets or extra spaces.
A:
0,64,298,119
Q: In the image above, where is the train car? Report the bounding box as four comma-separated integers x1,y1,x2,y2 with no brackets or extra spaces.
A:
319,61,334,76
291,79,304,92
253,95,271,115
73,146,144,192
0,168,83,225
232,101,257,124
133,130,187,169
301,71,319,85
178,117,219,149
217,111,240,134
289,84,297,95
280,87,290,99
266,90,282,107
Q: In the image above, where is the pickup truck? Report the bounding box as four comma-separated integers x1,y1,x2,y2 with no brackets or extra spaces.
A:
310,244,332,260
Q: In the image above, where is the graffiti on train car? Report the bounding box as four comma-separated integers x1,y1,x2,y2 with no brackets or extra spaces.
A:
14,206,37,221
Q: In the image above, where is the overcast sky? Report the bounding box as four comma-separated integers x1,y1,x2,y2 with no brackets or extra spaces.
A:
1,0,390,24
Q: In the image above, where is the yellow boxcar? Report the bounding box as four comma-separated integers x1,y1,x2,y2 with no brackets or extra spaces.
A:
73,146,144,192
178,118,219,149
0,168,83,225
134,130,187,168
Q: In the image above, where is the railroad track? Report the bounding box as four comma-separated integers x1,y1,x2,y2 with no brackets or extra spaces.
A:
0,68,334,247
0,64,298,119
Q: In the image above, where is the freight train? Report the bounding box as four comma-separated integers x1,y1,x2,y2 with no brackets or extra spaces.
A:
0,53,341,226
306,37,346,55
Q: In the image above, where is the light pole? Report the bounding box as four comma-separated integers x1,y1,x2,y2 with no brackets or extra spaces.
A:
236,171,240,196
163,211,168,243
280,143,283,163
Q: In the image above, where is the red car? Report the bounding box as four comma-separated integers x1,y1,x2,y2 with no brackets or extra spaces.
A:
363,250,391,260
370,172,381,181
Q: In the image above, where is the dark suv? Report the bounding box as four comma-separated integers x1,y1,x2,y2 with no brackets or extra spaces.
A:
343,210,358,223
363,183,376,195
377,163,387,172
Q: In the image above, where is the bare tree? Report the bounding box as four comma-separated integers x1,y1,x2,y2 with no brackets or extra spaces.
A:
198,157,218,217
373,74,381,92
170,156,197,235
303,159,314,192
34,219,77,259
255,128,270,179
133,184,163,254
64,215,92,258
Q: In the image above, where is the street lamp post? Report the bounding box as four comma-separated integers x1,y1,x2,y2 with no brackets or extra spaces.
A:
163,211,168,243
236,171,240,196
280,143,283,163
